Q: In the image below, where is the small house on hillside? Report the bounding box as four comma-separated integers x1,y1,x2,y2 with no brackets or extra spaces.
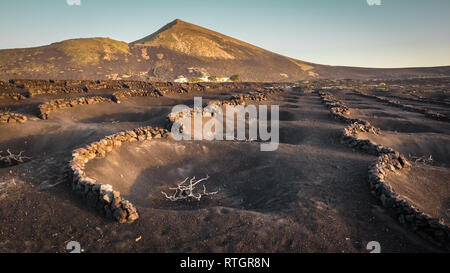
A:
217,77,230,82
174,76,188,83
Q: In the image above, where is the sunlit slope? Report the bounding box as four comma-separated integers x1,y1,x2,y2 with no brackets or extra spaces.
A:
0,19,449,81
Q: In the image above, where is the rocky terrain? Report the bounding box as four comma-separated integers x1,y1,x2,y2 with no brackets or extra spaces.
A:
1,19,450,82
0,78,448,253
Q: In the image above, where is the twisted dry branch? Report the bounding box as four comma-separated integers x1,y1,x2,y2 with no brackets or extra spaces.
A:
410,154,434,165
162,175,218,201
0,149,31,166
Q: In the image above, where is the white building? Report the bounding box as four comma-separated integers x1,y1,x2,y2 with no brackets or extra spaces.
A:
217,77,230,82
174,76,188,83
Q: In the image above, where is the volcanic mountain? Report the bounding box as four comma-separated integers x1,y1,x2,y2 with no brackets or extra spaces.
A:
0,19,449,81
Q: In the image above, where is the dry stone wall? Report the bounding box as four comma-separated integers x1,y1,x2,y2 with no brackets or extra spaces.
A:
353,91,450,122
166,87,285,129
0,112,27,124
69,126,172,223
388,94,450,108
112,89,161,103
209,87,286,106
0,92,26,101
317,90,450,249
27,86,88,97
38,96,113,119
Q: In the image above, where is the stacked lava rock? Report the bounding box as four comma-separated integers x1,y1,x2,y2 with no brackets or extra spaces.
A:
180,83,206,93
368,153,449,249
123,81,154,90
353,91,450,122
69,126,172,223
318,91,350,119
166,87,285,130
317,89,450,249
112,89,160,103
222,88,284,106
38,96,112,119
154,85,184,95
0,112,27,124
27,85,88,97
0,93,26,101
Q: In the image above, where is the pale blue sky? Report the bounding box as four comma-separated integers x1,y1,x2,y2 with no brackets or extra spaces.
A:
1,0,449,68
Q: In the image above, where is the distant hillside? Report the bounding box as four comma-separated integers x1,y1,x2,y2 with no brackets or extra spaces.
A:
0,19,449,81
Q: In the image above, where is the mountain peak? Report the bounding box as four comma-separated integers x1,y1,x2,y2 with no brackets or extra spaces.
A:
161,18,188,29
132,19,196,45
171,18,186,24
131,19,266,59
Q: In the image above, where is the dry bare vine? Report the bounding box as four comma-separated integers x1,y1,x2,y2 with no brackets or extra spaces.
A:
410,154,434,165
0,149,31,167
162,175,218,201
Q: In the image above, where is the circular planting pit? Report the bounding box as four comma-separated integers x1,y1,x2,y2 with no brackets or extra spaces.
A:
83,140,304,213
279,125,309,145
285,98,298,103
280,103,300,109
279,110,298,121
78,108,169,124
357,131,450,166
46,102,170,124
387,164,450,225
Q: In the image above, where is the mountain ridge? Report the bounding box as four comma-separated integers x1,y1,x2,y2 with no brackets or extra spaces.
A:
132,19,268,57
0,19,449,81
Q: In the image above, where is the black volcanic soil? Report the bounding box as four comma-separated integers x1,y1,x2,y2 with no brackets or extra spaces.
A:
326,80,450,230
0,79,448,252
387,165,450,225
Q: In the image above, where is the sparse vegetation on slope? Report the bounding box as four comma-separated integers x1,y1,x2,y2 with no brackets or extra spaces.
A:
230,74,240,81
56,38,130,65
